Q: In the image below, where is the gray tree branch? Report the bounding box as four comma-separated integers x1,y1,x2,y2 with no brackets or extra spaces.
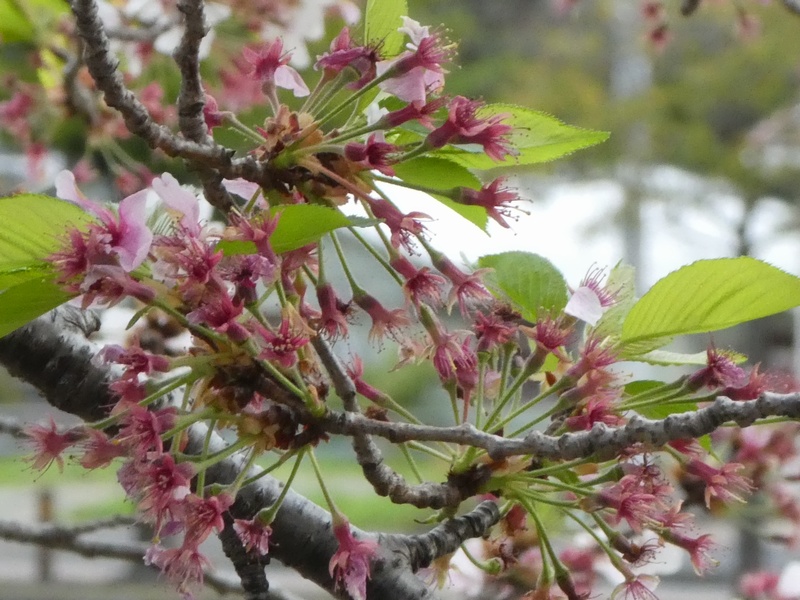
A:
0,314,476,600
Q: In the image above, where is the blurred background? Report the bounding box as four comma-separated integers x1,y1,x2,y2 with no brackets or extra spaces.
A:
2,0,800,598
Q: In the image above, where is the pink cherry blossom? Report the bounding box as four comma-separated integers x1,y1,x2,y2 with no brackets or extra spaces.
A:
390,255,446,307
78,428,126,470
377,17,451,103
455,179,521,228
315,27,378,88
611,574,660,600
316,282,350,339
147,544,211,598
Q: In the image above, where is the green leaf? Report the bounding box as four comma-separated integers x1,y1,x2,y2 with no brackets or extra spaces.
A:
593,262,637,339
624,380,664,396
392,157,488,231
622,257,800,344
270,205,361,253
0,0,68,43
0,277,74,338
0,0,34,42
636,401,699,421
433,104,609,170
363,0,408,57
0,194,92,264
631,349,747,366
215,240,258,257
478,251,567,321
216,207,373,256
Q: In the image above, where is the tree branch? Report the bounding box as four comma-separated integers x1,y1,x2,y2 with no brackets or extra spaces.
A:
173,0,234,213
0,314,441,600
69,0,295,197
69,0,233,167
313,337,464,509
0,518,240,596
317,393,800,461
387,500,501,572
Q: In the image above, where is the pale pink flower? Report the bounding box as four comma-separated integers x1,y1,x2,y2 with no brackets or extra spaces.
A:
151,173,201,236
564,266,618,326
352,292,410,343
79,428,125,470
243,39,309,98
55,170,153,272
377,17,452,103
661,529,718,575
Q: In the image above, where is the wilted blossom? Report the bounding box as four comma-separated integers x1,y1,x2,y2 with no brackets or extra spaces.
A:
610,574,660,600
426,96,515,162
24,418,84,473
683,459,753,507
234,517,272,556
329,517,379,600
146,543,211,599
687,346,746,390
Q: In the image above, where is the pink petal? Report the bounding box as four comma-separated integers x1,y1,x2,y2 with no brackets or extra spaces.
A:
117,189,153,270
565,286,604,326
275,65,310,97
152,173,200,235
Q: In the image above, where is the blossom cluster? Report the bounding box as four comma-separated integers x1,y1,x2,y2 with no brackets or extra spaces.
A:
16,6,798,600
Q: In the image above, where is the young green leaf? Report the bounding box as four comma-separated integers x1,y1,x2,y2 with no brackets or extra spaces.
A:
363,0,408,57
0,277,74,338
622,257,800,344
631,349,746,366
0,194,92,267
392,157,488,231
433,104,609,170
478,251,567,321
